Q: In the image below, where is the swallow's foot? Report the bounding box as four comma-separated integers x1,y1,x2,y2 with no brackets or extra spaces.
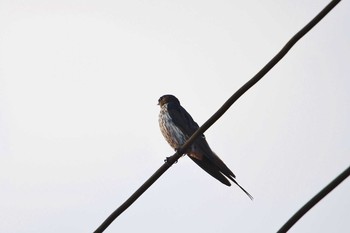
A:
175,147,186,156
164,156,178,163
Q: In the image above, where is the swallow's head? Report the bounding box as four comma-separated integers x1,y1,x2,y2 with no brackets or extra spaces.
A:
158,94,180,107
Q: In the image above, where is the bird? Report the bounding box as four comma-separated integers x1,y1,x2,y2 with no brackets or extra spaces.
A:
158,94,253,200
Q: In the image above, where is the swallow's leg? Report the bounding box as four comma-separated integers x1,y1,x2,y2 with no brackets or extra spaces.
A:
164,155,178,163
164,147,185,163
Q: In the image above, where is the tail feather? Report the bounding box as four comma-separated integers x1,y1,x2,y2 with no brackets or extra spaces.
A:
188,152,253,200
204,151,253,200
228,176,254,200
193,138,236,178
188,156,231,186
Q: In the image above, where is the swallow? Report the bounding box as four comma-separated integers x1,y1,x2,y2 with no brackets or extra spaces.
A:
158,94,253,199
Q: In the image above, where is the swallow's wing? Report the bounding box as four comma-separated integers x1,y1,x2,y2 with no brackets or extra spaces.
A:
167,103,236,176
167,103,253,199
167,103,236,174
190,151,253,199
166,102,199,138
188,155,231,186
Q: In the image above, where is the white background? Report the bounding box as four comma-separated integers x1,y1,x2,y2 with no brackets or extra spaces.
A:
0,1,349,232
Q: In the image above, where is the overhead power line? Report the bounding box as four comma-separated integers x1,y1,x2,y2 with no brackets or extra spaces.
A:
94,0,343,232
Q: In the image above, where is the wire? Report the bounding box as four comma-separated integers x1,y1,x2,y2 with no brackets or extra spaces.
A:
277,165,350,233
94,0,342,232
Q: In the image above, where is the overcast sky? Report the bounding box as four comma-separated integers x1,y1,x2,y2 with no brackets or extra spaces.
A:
0,1,349,232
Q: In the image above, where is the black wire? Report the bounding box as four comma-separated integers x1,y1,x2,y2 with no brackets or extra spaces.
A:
277,165,350,233
94,0,342,232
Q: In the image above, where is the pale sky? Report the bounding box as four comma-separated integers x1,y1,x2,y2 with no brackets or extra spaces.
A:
0,1,349,232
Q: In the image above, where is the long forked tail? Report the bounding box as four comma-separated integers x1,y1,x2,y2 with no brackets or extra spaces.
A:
230,178,254,200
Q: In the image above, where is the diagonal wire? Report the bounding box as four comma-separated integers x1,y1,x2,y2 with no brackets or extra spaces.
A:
94,0,342,232
277,165,350,233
